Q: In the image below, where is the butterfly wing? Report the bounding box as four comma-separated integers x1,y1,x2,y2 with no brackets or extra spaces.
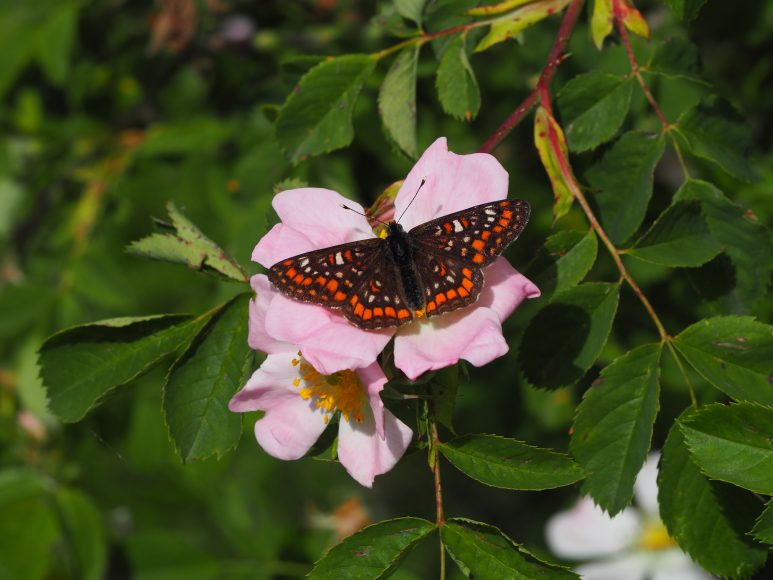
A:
416,253,485,318
409,199,530,267
268,238,385,307
268,239,414,329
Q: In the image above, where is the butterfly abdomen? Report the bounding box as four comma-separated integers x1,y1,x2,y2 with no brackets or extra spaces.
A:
386,223,425,311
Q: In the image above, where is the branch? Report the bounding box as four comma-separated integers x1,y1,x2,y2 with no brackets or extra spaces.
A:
478,0,585,154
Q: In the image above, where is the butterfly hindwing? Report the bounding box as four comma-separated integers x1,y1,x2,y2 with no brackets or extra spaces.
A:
417,253,485,318
342,262,415,329
268,238,384,307
409,199,530,267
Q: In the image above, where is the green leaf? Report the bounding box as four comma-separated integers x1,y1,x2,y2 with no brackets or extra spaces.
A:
538,230,598,298
646,37,704,83
40,314,207,422
0,472,59,580
35,1,78,85
54,487,107,580
589,0,613,49
276,54,377,164
663,0,708,21
439,434,584,490
570,344,662,515
378,46,419,158
681,402,773,495
675,180,772,309
586,131,666,244
557,72,633,152
520,283,619,389
752,500,773,545
441,519,578,579
674,102,758,182
659,414,767,579
308,517,435,579
627,201,722,267
465,0,536,16
429,365,460,433
394,0,426,27
164,294,252,462
436,33,480,121
672,316,773,407
534,106,575,220
474,0,571,53
127,202,248,282
137,117,235,156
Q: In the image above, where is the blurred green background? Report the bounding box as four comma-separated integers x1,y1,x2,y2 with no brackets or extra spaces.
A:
1,0,771,578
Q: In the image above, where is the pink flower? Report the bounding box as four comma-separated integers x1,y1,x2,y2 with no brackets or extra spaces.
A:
251,137,540,380
229,275,413,487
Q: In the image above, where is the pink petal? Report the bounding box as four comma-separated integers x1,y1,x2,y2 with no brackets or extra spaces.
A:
252,222,317,269
394,137,510,230
576,554,649,580
356,362,388,439
264,293,394,375
248,275,293,354
253,395,328,460
229,352,298,413
546,496,641,559
634,452,661,519
337,408,413,487
393,307,508,380
477,258,541,323
651,550,712,580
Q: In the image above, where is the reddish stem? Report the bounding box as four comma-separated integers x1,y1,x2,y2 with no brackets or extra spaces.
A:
479,0,585,153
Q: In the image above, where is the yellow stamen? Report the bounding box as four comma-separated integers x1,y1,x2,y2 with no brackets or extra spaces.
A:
292,359,366,424
638,520,676,551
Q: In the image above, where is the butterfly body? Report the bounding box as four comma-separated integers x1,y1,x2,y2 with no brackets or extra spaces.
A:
268,199,530,330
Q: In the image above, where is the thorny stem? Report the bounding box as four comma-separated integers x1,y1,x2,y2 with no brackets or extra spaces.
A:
612,0,691,178
429,413,446,580
479,0,585,153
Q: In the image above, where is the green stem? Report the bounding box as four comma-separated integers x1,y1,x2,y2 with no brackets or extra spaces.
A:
666,341,699,407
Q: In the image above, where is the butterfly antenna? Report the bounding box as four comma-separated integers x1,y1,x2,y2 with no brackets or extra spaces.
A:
396,178,426,224
340,204,389,227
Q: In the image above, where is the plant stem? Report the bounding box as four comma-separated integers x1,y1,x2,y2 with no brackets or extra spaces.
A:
479,0,585,153
429,414,446,580
666,341,699,407
612,0,692,178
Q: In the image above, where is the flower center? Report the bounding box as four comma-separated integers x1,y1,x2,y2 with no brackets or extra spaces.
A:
292,356,366,424
638,520,676,551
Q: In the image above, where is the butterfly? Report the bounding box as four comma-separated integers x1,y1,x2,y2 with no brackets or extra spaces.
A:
268,199,530,330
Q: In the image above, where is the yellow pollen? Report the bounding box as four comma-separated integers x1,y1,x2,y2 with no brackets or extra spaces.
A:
638,520,676,551
292,359,366,424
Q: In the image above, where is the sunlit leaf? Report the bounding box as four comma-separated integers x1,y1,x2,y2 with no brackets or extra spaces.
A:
164,294,252,462
440,434,584,490
441,519,578,579
673,316,773,407
276,54,377,163
571,344,661,515
752,500,773,545
436,33,480,121
379,45,419,158
681,402,773,495
308,517,435,579
659,414,767,578
474,0,570,53
534,106,575,220
590,0,613,49
395,0,426,27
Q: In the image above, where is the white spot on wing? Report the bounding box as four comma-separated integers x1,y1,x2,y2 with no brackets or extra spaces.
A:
335,252,344,265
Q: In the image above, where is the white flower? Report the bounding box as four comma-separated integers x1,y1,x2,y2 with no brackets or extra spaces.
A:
546,453,712,580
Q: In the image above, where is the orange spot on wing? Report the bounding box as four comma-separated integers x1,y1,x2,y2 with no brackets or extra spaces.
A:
443,222,453,233
438,262,447,276
350,295,359,306
446,289,458,300
460,217,470,227
309,289,317,296
427,301,437,313
385,306,396,318
472,253,485,264
315,276,327,286
502,209,513,219
493,225,503,233
499,201,509,207
373,307,384,317
462,267,473,278
498,218,510,227
327,254,335,265
397,309,410,320
472,239,485,250
435,293,447,306
334,291,347,301
363,309,373,321
481,231,491,241
458,287,469,297
462,278,474,291
344,249,353,261
326,279,339,292
292,274,304,284
302,277,313,286
282,259,294,266
354,303,364,316
285,268,297,279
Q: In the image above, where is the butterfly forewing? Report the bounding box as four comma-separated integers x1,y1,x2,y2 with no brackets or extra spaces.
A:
268,238,384,306
409,199,530,267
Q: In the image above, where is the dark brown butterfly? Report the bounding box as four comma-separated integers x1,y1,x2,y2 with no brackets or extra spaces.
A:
268,199,530,329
